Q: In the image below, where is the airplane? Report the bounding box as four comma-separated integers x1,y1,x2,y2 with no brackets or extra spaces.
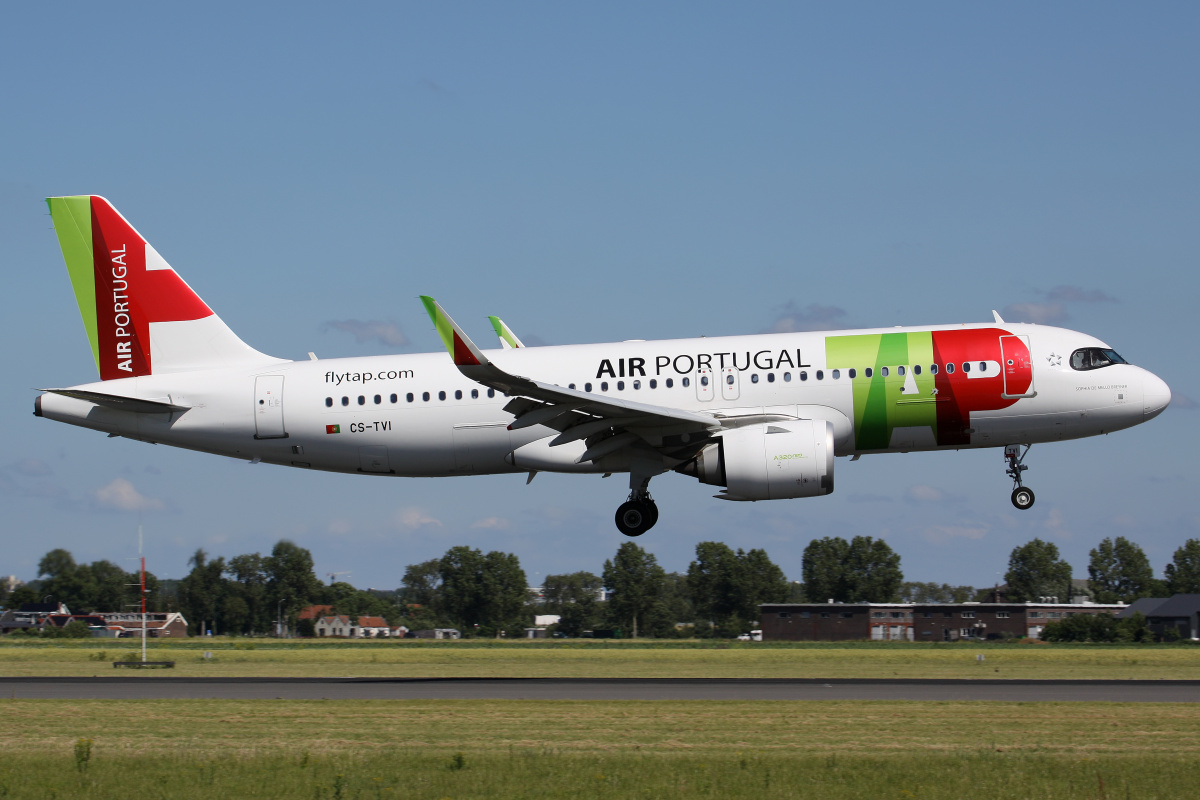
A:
36,195,1172,537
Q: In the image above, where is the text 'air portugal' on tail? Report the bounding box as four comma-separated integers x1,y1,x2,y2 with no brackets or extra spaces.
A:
46,195,277,379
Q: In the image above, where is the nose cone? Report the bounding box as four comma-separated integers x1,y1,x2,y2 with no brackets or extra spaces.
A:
1144,372,1171,420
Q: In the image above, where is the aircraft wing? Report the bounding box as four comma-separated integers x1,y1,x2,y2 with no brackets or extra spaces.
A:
421,297,724,463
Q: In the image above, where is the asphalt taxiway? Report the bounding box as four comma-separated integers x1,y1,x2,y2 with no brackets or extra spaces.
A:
2,677,1197,702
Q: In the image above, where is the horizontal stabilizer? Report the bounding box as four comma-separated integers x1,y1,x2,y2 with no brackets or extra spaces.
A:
38,388,189,414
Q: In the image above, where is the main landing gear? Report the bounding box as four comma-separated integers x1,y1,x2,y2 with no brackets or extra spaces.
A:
615,467,660,537
1005,444,1035,510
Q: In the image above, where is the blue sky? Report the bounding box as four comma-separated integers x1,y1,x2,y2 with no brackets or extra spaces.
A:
2,4,1197,593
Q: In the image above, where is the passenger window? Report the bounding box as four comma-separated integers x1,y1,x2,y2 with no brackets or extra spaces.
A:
865,367,873,378
726,374,734,385
767,373,775,383
682,377,691,387
438,391,446,400
979,362,987,373
390,393,398,403
946,363,954,374
471,389,479,399
455,389,462,400
799,371,807,381
406,393,414,403
487,389,495,398
633,380,641,389
666,378,674,388
585,383,592,392
750,374,759,384
601,382,609,391
848,369,856,379
881,367,889,377
342,397,349,406
700,376,709,387
650,379,657,389
617,381,625,390
930,364,938,374
962,362,971,373
913,365,921,376
325,397,333,407
569,383,576,390
831,369,840,379
897,366,905,376
816,370,824,380
374,394,381,404
783,372,791,382
358,396,366,405
422,392,430,401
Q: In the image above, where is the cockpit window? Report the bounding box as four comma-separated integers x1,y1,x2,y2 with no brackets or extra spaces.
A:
1070,348,1128,371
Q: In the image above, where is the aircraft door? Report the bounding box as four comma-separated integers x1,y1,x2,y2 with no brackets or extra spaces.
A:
1000,335,1035,398
696,367,714,401
721,367,740,401
254,376,287,439
358,445,393,474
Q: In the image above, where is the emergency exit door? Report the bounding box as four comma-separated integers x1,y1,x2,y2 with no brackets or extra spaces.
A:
254,376,287,439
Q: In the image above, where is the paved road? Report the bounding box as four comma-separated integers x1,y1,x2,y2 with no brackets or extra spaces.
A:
2,677,1197,702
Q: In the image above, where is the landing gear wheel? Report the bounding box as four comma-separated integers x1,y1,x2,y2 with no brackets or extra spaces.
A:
1011,486,1035,510
616,500,657,537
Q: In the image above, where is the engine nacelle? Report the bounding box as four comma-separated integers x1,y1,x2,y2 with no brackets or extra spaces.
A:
678,420,834,501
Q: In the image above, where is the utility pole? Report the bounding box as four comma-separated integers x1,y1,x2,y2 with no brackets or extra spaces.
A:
139,524,147,664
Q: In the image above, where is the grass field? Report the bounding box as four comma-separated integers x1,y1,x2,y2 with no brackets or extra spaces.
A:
2,699,1199,798
2,639,1199,679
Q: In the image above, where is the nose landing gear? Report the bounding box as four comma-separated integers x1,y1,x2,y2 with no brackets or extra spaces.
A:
1005,444,1035,510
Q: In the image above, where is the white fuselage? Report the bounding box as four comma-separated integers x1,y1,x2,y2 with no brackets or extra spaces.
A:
36,322,1170,482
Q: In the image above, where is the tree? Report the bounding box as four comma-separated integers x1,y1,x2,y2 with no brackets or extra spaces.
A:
842,537,903,602
1088,537,1158,603
437,547,527,633
1004,539,1073,602
226,553,270,634
687,542,745,622
602,542,666,638
178,549,227,635
802,537,850,603
802,536,902,603
1165,539,1200,595
398,559,443,611
899,582,976,604
542,571,603,637
687,543,789,628
265,540,322,633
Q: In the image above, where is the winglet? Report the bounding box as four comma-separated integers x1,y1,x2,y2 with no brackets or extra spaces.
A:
992,309,1005,324
488,316,525,349
420,296,488,367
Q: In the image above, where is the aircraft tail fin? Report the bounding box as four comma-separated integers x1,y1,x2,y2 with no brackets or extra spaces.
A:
46,196,280,380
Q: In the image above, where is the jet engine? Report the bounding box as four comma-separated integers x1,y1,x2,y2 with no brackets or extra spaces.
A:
676,420,834,501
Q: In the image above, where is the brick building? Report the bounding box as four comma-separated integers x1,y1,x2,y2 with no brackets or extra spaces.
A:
761,602,1126,641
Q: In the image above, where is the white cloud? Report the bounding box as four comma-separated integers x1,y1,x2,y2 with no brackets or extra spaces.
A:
321,319,408,348
1001,302,1068,325
392,507,442,529
328,519,353,536
765,301,849,333
92,478,164,512
920,525,987,544
907,485,944,502
471,516,510,529
1043,507,1068,535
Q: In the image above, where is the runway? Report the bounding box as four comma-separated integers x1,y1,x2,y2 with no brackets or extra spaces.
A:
2,677,1198,702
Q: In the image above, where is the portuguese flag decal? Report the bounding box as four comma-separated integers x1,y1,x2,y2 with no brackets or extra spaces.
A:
326,424,340,434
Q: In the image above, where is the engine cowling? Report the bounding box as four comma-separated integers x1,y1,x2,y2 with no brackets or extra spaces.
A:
677,420,834,501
